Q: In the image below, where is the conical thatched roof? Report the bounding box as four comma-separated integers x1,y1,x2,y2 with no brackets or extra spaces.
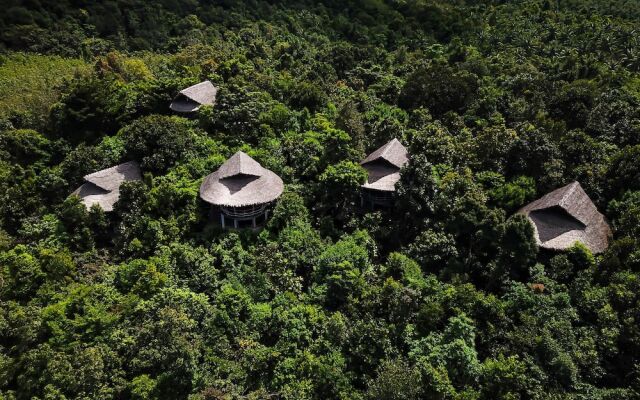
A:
217,151,264,179
71,161,142,212
170,80,217,113
517,181,611,254
360,139,409,192
199,151,284,207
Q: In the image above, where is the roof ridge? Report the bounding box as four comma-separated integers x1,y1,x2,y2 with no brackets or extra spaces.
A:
563,181,579,198
218,151,264,179
558,181,581,210
380,140,395,157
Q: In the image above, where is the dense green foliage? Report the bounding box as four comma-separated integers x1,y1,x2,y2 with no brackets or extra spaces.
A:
2,0,640,398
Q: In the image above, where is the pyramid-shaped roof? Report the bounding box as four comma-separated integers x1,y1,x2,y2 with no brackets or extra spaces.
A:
360,138,409,169
170,80,217,113
83,161,142,192
72,161,142,212
180,80,217,105
217,151,264,179
517,181,611,253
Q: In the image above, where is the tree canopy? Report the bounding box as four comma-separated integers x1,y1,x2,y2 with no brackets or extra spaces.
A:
2,0,640,399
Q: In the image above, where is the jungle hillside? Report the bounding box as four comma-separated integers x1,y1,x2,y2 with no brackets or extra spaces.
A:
2,0,640,399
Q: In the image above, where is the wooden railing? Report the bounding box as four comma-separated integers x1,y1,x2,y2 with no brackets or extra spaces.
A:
221,204,268,218
363,189,393,205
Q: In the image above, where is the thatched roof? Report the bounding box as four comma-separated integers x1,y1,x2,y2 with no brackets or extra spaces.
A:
170,80,217,113
360,139,408,192
199,151,284,207
517,181,611,254
217,151,264,179
71,161,142,212
361,138,408,168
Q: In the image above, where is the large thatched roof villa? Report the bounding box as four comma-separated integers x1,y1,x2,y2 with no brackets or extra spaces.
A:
517,181,611,254
360,138,409,207
71,161,142,212
199,151,284,229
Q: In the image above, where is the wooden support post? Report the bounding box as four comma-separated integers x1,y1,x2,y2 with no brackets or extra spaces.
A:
252,217,256,228
220,213,225,229
234,218,238,229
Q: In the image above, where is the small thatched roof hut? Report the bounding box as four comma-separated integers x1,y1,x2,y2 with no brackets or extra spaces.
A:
517,181,611,254
170,80,217,113
199,151,284,207
360,138,409,192
72,161,142,212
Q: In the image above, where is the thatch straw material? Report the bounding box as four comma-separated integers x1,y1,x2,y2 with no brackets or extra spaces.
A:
72,161,142,212
517,181,611,254
360,138,408,192
199,151,284,207
170,80,217,113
